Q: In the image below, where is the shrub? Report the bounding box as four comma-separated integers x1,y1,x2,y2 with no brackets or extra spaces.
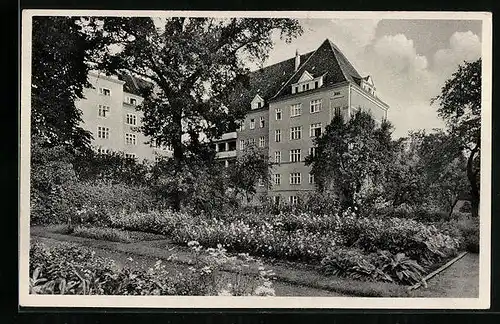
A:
437,217,479,253
30,143,80,225
72,226,133,243
373,250,425,286
321,248,391,282
29,240,276,296
71,181,157,227
459,201,472,213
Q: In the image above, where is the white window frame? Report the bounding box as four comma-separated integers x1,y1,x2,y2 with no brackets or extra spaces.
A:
289,173,301,185
290,126,302,140
238,121,245,131
127,97,137,105
250,119,255,130
259,136,266,148
309,173,315,184
290,103,302,117
125,133,137,145
275,129,281,142
260,116,265,128
126,113,137,126
310,99,322,113
99,87,111,96
310,123,322,137
239,139,246,150
275,151,281,163
98,104,110,118
274,174,281,185
97,126,109,139
289,196,299,205
275,108,282,120
125,153,136,160
249,138,256,146
309,147,316,158
289,149,301,163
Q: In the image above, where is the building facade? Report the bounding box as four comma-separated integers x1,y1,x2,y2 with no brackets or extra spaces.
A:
76,71,172,161
215,39,390,204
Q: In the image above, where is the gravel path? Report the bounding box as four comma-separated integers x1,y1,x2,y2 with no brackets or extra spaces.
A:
410,253,479,298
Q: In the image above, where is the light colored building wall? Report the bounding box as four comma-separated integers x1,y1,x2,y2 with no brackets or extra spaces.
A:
77,71,171,162
268,83,350,202
349,84,389,122
237,108,269,153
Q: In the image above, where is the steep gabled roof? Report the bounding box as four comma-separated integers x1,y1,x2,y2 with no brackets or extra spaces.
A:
227,51,314,111
272,39,364,99
117,72,154,96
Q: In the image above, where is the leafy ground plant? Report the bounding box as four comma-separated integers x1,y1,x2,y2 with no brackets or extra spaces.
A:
29,240,276,296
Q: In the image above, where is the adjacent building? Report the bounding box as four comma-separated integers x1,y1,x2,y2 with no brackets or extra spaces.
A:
215,39,390,204
76,70,172,161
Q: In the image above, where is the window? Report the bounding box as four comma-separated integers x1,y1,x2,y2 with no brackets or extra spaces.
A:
275,129,281,142
333,91,341,97
315,81,319,88
126,113,137,126
310,123,322,137
310,99,322,113
309,147,316,158
238,121,245,131
97,126,109,139
309,173,315,184
290,126,302,140
290,149,301,162
97,147,110,154
125,153,136,160
272,196,280,205
334,106,341,116
249,138,256,146
128,97,137,105
258,178,265,187
99,87,111,96
98,105,110,117
274,174,281,185
250,119,255,129
289,196,299,205
260,116,265,128
257,102,262,109
294,86,299,94
259,136,266,148
125,133,137,145
239,139,245,150
275,108,282,120
289,172,301,185
275,151,281,163
290,103,302,117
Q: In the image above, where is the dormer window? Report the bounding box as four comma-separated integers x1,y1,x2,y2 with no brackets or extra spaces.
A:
292,70,324,94
251,94,264,110
361,76,376,97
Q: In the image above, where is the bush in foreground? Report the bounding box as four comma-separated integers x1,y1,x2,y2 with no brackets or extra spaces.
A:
29,240,275,296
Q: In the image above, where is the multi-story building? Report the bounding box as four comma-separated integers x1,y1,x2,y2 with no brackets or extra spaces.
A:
76,70,172,161
215,39,390,204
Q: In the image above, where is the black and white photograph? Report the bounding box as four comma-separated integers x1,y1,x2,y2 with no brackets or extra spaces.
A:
19,10,492,309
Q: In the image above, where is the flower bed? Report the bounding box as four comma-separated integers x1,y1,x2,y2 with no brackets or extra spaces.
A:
107,209,461,285
29,240,275,296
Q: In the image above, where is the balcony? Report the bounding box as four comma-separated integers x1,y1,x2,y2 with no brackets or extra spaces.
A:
216,150,237,159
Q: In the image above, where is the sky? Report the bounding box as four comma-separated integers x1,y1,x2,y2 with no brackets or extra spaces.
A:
259,19,483,138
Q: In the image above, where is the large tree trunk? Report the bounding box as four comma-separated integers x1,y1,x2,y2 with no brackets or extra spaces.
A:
467,144,480,218
171,110,184,212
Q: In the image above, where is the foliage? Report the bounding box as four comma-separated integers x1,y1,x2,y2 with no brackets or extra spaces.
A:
71,226,133,243
73,149,153,187
227,145,273,203
108,208,460,271
432,59,481,217
96,17,302,210
374,251,426,286
306,110,396,212
71,181,157,227
30,141,79,225
31,16,107,150
150,152,235,214
29,240,275,296
321,248,392,282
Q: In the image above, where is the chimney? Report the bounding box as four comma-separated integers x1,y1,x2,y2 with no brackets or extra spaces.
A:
294,49,300,71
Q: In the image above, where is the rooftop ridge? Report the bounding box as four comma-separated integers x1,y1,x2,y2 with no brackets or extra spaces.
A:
327,39,363,81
